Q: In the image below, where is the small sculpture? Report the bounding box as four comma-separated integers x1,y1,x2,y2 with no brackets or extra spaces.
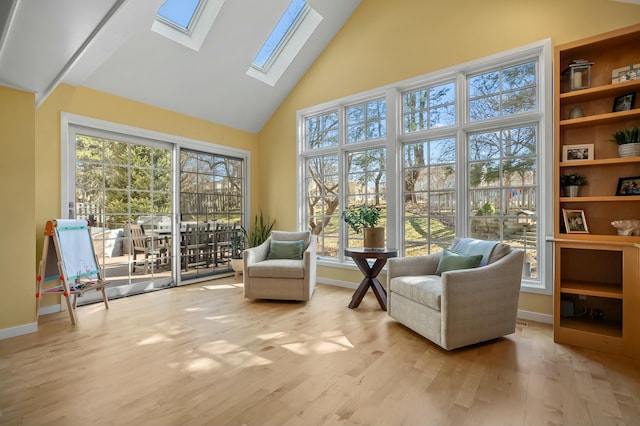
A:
611,219,640,236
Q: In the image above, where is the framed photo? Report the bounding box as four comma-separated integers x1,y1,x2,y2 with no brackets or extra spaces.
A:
612,64,640,84
562,209,589,234
562,144,594,161
612,92,635,112
616,176,640,196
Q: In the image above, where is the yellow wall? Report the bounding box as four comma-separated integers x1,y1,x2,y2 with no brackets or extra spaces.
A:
2,0,639,333
0,86,36,330
258,0,640,316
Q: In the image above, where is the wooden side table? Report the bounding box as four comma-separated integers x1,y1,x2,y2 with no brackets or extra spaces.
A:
344,247,398,311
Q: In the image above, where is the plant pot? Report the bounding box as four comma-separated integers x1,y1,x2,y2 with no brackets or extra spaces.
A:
618,143,640,158
230,258,243,281
564,185,580,197
363,227,385,249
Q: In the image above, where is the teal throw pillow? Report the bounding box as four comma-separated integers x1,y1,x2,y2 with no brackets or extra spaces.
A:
435,248,483,275
268,240,304,260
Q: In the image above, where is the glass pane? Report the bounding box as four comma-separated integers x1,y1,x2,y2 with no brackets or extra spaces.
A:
502,88,536,115
157,0,202,30
502,61,536,90
252,0,307,68
347,99,386,143
469,132,500,161
306,112,339,149
469,96,500,121
403,82,456,132
469,61,537,122
469,71,500,98
469,161,500,188
403,137,456,256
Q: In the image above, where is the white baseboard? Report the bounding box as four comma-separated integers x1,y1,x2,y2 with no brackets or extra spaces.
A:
39,304,62,316
0,322,37,340
517,309,553,324
317,277,357,289
0,304,63,340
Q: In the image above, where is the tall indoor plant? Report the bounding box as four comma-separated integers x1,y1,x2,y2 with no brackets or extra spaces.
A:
341,204,384,248
230,211,275,279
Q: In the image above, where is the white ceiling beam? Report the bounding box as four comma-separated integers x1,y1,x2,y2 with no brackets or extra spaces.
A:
36,0,127,108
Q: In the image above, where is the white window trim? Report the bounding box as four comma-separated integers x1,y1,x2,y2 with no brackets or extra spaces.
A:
297,39,552,295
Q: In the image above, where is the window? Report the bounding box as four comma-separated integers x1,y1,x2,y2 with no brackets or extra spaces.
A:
306,111,339,150
403,82,456,132
403,137,456,255
298,41,551,292
468,61,537,121
157,0,205,33
346,99,387,142
151,0,223,52
468,125,538,278
304,153,339,256
345,147,387,248
247,0,321,86
252,0,308,70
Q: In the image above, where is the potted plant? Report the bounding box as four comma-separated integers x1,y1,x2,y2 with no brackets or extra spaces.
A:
229,230,245,280
341,204,384,248
611,127,640,157
231,211,275,280
241,210,276,248
560,172,587,197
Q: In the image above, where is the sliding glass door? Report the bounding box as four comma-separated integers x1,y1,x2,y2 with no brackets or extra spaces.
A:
179,149,244,281
71,128,174,304
65,120,248,305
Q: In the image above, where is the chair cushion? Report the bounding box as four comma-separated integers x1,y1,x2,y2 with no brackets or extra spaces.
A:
268,240,303,260
435,249,482,275
389,275,442,311
248,259,304,279
271,230,311,250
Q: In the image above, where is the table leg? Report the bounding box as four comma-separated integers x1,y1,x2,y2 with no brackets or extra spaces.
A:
349,257,388,310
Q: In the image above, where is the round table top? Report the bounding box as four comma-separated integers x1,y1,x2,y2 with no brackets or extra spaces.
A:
344,247,398,259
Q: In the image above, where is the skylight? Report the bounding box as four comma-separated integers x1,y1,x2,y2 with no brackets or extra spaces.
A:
252,0,308,71
152,0,223,52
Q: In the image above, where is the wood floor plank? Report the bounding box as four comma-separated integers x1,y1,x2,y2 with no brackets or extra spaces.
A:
1,279,640,425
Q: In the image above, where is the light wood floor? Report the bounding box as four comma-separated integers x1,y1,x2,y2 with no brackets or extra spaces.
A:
2,279,640,426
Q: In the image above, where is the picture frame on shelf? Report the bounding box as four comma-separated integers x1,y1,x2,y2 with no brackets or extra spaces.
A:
562,209,589,233
612,64,640,84
616,176,640,196
562,144,594,161
612,93,635,112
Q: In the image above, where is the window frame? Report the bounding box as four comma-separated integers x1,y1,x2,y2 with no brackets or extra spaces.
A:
297,40,553,294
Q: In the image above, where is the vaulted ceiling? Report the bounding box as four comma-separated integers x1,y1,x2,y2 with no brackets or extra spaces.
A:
0,0,360,133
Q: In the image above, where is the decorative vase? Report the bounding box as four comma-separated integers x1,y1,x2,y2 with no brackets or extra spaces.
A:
564,185,580,197
363,227,385,249
618,143,640,158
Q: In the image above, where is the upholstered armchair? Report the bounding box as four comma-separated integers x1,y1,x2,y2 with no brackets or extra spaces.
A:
243,230,317,301
387,238,525,350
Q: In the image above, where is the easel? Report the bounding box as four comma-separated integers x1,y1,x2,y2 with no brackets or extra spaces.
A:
36,219,110,325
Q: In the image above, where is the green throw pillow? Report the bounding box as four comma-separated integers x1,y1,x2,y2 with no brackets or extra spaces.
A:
435,248,483,275
268,240,304,260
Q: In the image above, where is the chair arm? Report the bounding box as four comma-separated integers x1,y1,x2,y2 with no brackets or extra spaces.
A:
440,249,524,329
303,234,318,285
442,249,523,291
387,253,441,281
243,237,271,267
